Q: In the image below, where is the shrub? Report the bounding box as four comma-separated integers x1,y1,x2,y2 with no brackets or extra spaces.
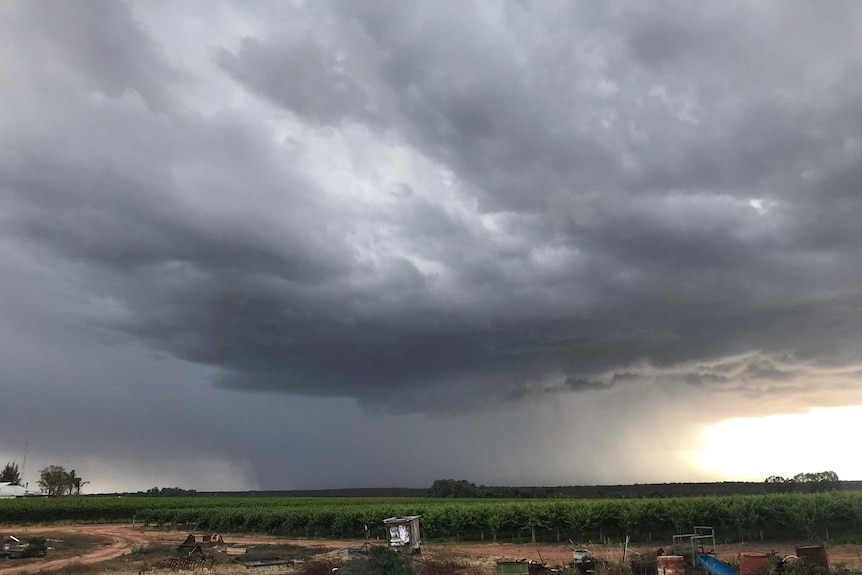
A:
341,546,414,575
21,536,48,558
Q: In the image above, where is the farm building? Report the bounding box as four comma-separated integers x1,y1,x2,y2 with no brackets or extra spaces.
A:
0,482,28,498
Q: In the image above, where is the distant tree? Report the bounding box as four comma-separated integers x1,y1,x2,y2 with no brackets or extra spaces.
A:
68,469,89,495
158,486,197,496
812,470,840,488
792,471,840,492
38,465,71,496
764,471,839,493
764,475,791,493
429,479,479,498
1,461,22,485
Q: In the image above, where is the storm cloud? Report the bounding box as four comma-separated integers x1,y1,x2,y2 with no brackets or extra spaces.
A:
2,1,862,489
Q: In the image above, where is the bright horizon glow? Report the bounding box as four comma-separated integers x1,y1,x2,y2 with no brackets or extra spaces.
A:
696,405,862,481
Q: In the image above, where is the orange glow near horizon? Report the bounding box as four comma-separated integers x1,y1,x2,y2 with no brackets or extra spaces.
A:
695,405,862,481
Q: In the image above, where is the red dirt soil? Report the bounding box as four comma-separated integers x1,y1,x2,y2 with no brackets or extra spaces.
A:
2,525,861,574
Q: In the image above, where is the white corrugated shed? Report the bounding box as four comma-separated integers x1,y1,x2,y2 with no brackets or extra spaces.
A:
0,482,28,498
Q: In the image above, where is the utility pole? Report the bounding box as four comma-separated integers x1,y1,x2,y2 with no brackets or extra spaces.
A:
21,438,28,489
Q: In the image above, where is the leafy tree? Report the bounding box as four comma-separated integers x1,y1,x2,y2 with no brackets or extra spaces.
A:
38,465,71,496
36,466,88,496
0,461,21,485
765,472,839,494
792,471,840,492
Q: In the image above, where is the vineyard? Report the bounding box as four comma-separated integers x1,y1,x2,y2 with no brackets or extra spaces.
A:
1,492,861,544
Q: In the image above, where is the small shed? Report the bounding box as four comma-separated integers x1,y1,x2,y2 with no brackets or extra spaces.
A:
383,516,421,554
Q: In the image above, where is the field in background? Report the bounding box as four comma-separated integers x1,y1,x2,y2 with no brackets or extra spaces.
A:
2,491,862,544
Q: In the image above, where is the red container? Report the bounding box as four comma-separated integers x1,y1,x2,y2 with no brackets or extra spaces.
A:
739,552,769,575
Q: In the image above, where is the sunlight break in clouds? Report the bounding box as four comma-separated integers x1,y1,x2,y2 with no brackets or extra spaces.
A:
696,406,862,480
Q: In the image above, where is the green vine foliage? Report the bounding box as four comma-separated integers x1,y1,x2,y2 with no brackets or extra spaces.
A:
1,492,861,543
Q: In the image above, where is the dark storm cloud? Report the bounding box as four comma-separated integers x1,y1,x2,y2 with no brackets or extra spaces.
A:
218,34,370,126
2,0,862,416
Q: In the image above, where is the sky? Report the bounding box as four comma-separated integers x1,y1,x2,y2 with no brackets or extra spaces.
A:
1,0,862,493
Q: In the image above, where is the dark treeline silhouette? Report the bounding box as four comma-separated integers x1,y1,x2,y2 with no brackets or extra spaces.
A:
140,486,198,496
763,471,841,493
428,472,850,498
88,475,862,498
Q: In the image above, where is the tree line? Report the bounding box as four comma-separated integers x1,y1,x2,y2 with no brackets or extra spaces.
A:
141,486,198,496
764,471,840,493
428,473,843,499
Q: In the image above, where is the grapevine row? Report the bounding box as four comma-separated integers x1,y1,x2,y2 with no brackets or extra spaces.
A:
1,492,861,543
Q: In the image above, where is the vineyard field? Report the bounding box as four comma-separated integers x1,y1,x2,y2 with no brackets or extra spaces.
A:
1,492,861,544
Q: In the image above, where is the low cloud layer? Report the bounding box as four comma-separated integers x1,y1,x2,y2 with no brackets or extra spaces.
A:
1,1,861,488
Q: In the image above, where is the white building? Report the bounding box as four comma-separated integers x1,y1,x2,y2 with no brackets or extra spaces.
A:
0,482,29,498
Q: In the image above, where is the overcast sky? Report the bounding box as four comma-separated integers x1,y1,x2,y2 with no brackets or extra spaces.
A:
2,0,862,493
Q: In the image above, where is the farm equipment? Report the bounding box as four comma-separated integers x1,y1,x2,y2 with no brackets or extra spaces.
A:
165,554,214,571
573,548,592,565
672,526,716,565
1,535,46,559
569,541,596,574
164,534,217,571
0,535,25,559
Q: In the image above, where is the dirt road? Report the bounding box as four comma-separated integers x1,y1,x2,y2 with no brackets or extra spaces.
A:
0,524,354,574
0,525,140,575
